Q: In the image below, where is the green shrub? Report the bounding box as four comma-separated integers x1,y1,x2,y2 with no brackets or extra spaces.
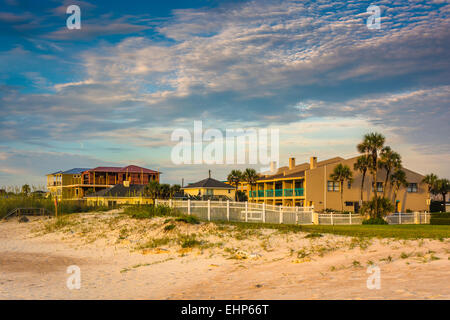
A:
430,200,446,213
304,232,323,238
164,224,176,231
123,205,181,219
175,215,200,224
178,235,203,248
362,217,388,225
360,197,394,218
430,213,450,225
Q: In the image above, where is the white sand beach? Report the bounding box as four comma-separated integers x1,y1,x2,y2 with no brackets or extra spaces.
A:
0,211,449,300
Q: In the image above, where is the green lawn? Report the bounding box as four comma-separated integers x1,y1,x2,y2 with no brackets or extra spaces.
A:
218,221,450,239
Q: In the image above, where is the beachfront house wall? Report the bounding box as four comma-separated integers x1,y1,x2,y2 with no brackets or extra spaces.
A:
246,156,428,213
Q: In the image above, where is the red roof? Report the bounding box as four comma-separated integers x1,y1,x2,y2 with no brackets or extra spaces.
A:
88,165,159,174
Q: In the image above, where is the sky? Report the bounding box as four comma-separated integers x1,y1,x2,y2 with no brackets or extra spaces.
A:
0,0,449,188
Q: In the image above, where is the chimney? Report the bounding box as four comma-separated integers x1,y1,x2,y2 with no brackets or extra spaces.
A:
208,170,211,178
310,156,317,170
289,157,295,170
270,161,277,173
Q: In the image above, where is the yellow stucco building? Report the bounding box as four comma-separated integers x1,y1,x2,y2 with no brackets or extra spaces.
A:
245,156,429,212
85,182,154,206
182,177,235,200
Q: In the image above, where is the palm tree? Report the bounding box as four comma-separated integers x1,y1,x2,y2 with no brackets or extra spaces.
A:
357,132,385,217
330,164,353,212
21,184,31,196
422,173,438,194
379,146,402,198
227,169,243,201
169,184,181,199
390,169,408,212
422,173,438,212
145,180,161,205
159,183,171,199
242,168,258,198
435,178,450,210
353,155,370,204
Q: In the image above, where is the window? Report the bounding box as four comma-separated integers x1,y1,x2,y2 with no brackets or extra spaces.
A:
407,183,418,193
345,201,354,207
228,190,231,194
347,181,351,189
327,181,339,192
372,182,383,192
206,189,214,196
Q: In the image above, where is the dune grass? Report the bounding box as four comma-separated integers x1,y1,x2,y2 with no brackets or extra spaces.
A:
0,195,109,219
123,205,200,224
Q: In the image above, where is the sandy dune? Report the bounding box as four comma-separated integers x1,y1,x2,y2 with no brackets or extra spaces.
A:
0,211,449,300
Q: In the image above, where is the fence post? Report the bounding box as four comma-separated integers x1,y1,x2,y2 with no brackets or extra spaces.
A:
262,203,266,223
279,206,283,224
207,200,211,221
312,212,319,225
155,198,158,206
330,213,334,225
169,199,172,208
188,199,191,215
399,212,402,224
208,200,211,221
245,201,248,222
226,200,230,221
295,206,298,224
349,212,352,225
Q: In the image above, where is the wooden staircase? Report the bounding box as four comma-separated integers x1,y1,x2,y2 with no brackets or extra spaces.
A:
3,207,54,220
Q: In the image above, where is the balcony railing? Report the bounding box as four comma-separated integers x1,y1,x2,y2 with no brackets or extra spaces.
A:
249,188,304,198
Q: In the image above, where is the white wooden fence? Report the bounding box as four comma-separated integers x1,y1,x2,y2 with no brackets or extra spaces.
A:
152,199,430,225
385,212,430,225
155,199,314,225
317,213,363,225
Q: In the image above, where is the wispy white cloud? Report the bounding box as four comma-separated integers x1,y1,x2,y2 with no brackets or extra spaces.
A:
0,0,449,184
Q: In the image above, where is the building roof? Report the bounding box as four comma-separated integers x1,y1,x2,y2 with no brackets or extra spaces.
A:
182,177,235,189
89,165,159,174
86,184,147,198
256,156,344,181
62,168,91,174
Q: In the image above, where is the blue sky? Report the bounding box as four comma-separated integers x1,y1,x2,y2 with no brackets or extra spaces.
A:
0,0,449,188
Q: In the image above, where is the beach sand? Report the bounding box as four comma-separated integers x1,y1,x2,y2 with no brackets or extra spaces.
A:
0,211,449,300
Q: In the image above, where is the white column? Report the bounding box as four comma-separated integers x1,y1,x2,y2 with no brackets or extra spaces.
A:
207,200,211,221
262,203,266,223
188,199,191,215
226,200,230,221
245,201,248,222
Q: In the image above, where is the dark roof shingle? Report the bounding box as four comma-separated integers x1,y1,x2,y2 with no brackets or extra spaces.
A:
183,178,234,189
